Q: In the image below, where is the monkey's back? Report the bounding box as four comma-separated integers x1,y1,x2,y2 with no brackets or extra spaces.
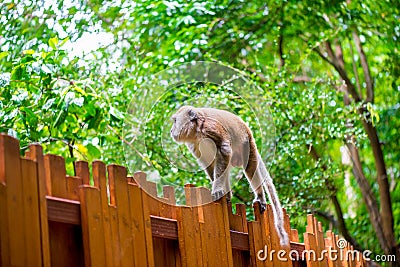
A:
197,107,253,144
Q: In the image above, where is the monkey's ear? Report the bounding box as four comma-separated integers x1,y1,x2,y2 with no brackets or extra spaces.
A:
188,109,197,121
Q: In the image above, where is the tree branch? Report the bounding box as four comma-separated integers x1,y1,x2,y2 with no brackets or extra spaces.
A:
278,3,285,69
312,38,395,253
345,140,390,250
334,39,345,70
308,145,362,251
352,30,374,102
349,39,363,98
323,41,362,102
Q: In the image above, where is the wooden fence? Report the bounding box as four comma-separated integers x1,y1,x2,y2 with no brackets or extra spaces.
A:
0,134,366,267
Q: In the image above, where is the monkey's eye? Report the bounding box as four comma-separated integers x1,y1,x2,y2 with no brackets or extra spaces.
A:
172,117,176,123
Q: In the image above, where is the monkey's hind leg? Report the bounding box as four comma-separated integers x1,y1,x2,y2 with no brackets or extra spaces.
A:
211,144,232,201
244,153,267,213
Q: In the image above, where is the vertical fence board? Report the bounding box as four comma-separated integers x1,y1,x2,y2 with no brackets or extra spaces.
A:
163,185,176,205
109,165,135,267
79,186,107,267
177,206,201,267
153,237,179,267
48,221,84,267
93,161,114,267
262,204,282,267
140,188,156,267
315,221,327,267
282,209,294,266
0,135,26,266
304,233,318,267
236,203,248,232
290,229,299,243
200,202,220,267
109,206,122,267
21,158,42,267
128,182,150,266
26,144,51,266
75,161,90,186
219,197,234,267
67,176,83,201
233,249,251,267
228,202,244,233
106,163,122,267
0,184,10,266
44,154,68,198
248,220,265,267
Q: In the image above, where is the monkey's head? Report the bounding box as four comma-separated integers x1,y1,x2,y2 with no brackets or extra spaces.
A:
170,106,199,143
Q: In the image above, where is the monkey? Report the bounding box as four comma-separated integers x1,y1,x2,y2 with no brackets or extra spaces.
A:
170,105,289,246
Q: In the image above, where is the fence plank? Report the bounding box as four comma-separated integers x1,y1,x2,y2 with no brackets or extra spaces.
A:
0,183,10,266
128,182,150,266
328,234,340,267
48,221,84,267
0,135,26,266
266,204,280,266
291,229,299,243
25,144,51,266
304,233,319,267
79,186,107,267
163,185,176,205
200,202,221,267
315,221,327,267
228,202,245,232
139,183,156,267
93,161,114,267
44,154,68,198
248,220,265,267
219,197,234,267
21,158,42,267
153,237,180,267
177,206,201,267
75,161,90,186
67,175,83,200
108,165,135,267
134,171,157,196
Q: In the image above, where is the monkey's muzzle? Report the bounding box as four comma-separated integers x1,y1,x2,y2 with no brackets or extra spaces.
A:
170,130,179,142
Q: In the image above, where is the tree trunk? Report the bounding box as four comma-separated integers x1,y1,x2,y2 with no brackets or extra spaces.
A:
315,40,396,257
361,116,396,254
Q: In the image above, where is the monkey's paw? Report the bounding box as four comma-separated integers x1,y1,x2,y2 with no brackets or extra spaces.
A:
211,190,224,201
253,200,267,214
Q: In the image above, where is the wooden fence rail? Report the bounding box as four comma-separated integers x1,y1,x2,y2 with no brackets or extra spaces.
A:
0,134,366,267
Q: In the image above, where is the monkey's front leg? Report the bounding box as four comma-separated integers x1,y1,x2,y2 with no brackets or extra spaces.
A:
211,144,232,201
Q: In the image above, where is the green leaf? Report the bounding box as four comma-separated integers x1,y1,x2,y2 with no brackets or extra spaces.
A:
59,37,70,47
20,107,38,125
43,98,56,110
48,37,58,49
11,65,23,80
23,49,35,55
0,51,9,60
73,97,84,107
53,109,67,128
86,143,101,159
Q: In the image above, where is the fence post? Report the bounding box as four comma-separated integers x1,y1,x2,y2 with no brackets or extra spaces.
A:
79,185,107,267
0,135,26,266
26,143,52,267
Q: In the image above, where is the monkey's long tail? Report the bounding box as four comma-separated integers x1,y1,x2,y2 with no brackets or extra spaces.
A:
257,155,290,247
